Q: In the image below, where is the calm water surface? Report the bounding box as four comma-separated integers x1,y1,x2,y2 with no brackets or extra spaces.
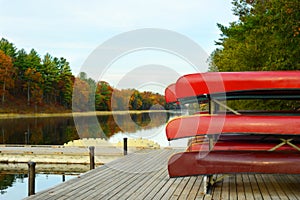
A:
0,112,170,145
0,173,75,200
0,112,176,199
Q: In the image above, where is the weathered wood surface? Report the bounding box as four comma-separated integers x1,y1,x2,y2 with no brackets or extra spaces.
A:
0,145,126,164
25,149,300,200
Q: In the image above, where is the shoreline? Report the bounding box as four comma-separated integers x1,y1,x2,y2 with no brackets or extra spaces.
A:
0,110,170,119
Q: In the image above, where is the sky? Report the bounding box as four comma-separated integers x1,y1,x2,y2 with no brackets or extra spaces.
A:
0,0,237,93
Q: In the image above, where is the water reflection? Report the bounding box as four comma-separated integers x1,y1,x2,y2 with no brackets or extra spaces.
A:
0,112,170,145
0,174,22,195
0,173,75,199
0,117,78,145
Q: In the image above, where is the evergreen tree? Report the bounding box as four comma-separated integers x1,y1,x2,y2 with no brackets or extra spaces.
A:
55,57,73,108
0,38,17,58
209,0,300,71
209,0,300,111
14,49,29,95
41,53,59,103
24,49,43,105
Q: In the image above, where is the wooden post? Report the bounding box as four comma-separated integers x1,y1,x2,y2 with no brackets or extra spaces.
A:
62,174,65,182
89,146,95,170
123,137,128,155
28,161,36,196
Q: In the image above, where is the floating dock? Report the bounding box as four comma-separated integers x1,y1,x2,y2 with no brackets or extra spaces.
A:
0,145,123,165
24,148,300,200
0,138,160,165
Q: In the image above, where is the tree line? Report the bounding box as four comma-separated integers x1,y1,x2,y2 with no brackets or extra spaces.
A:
72,72,166,111
0,38,166,112
0,38,73,110
208,0,300,111
209,0,299,71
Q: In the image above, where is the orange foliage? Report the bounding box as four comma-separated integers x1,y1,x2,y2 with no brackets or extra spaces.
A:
72,77,91,111
24,68,44,105
0,50,15,103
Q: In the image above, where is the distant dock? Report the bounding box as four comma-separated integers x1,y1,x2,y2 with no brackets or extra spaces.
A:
0,138,160,164
0,145,123,165
24,148,300,200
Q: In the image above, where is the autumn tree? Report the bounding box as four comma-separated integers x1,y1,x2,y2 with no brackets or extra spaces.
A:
129,90,143,110
95,81,113,111
24,68,44,108
209,0,300,71
0,37,167,112
72,77,91,111
138,91,166,110
111,89,127,111
110,88,166,111
0,50,15,103
77,72,99,110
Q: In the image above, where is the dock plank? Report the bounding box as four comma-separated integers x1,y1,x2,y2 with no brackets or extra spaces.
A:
160,176,183,199
269,175,289,200
125,167,166,199
169,177,190,199
187,176,204,200
106,150,170,200
229,175,237,200
83,150,169,200
275,175,298,200
179,176,197,199
236,174,246,200
286,175,300,199
221,174,230,200
249,175,262,200
145,173,176,200
254,174,272,200
242,174,255,200
262,175,281,200
24,149,300,200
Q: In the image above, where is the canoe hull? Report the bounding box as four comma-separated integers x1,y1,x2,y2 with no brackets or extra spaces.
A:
168,151,300,177
175,71,300,101
166,115,300,140
165,83,177,103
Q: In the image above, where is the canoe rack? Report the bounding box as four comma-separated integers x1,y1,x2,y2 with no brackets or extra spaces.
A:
165,71,300,194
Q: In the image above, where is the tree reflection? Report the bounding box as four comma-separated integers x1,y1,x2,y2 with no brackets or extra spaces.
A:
0,174,26,194
0,112,170,145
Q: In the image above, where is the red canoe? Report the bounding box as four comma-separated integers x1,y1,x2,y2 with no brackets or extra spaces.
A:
166,115,300,140
168,151,300,177
175,71,300,101
187,134,300,151
165,83,177,103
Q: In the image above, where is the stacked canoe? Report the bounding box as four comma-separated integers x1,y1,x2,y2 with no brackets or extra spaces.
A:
165,71,300,178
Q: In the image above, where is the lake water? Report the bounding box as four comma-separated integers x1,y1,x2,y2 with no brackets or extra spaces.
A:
0,112,171,146
0,173,75,200
0,112,184,199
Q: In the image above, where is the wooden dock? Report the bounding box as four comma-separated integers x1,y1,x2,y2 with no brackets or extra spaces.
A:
24,148,300,200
